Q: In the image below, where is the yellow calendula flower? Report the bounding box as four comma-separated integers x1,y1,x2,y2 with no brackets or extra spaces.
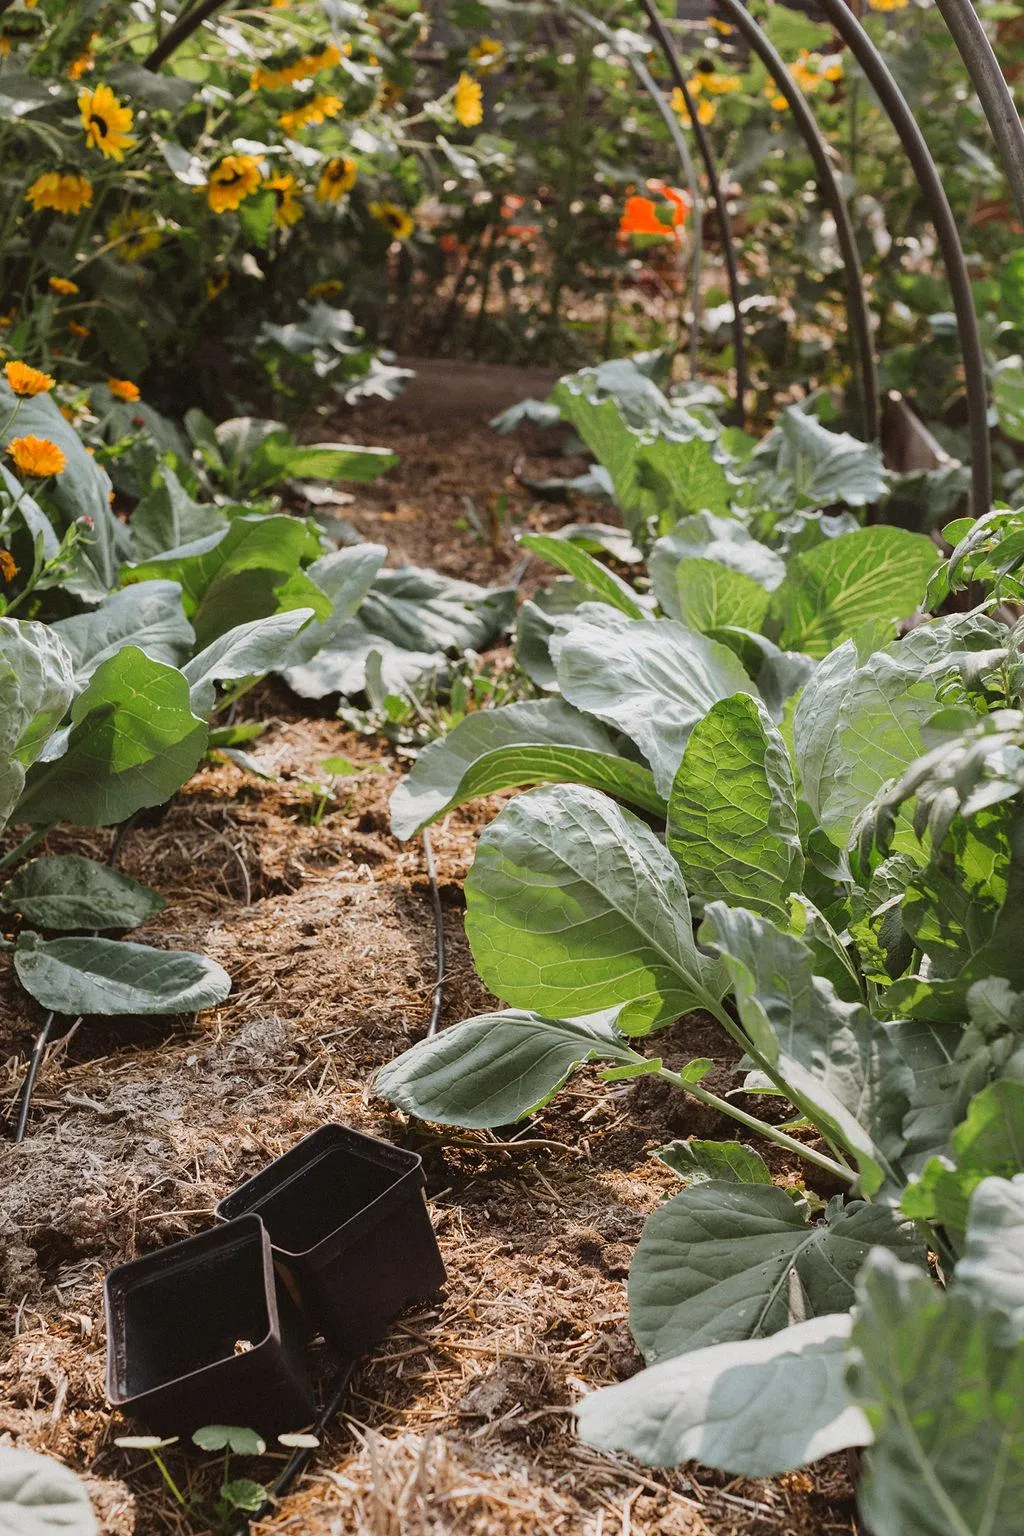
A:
25,172,93,215
670,85,716,127
48,275,80,295
107,377,140,402
106,206,160,262
278,92,343,134
868,0,910,9
266,174,303,227
369,200,414,241
7,435,67,477
316,155,357,202
468,37,503,74
766,80,789,111
453,72,483,128
79,83,135,160
307,277,343,299
708,16,735,35
5,360,55,396
206,154,262,213
694,69,742,95
0,550,17,582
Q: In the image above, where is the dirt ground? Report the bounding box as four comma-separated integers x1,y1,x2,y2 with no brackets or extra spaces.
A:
0,370,860,1536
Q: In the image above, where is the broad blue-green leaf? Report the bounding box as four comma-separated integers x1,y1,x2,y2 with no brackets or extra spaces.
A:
518,532,646,619
0,619,75,767
280,621,446,701
993,355,1024,444
51,582,194,684
553,617,758,797
577,1313,870,1475
762,407,887,509
390,699,664,841
15,648,208,828
954,1174,1024,1330
673,559,772,634
850,1249,1024,1536
901,1081,1024,1247
631,1184,922,1361
773,527,940,659
654,1139,773,1185
668,694,802,918
255,438,398,487
128,468,229,559
376,1009,639,1127
191,1427,266,1456
650,514,785,619
182,608,315,717
276,543,387,669
358,567,516,655
637,434,734,521
0,1446,97,1536
700,904,910,1194
0,855,165,930
121,515,330,648
14,932,230,1016
465,784,727,1034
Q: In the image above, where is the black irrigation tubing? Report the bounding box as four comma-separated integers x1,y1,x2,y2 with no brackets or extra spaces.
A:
422,827,446,1040
638,0,749,426
717,0,879,445
10,1011,56,1143
934,0,1024,228
227,1358,358,1536
144,0,232,71
815,0,992,517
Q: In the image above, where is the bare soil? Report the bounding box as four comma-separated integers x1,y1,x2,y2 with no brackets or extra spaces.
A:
1,375,859,1536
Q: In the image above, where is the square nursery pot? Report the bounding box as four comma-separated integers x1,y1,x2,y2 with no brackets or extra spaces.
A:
105,1214,316,1438
216,1124,446,1355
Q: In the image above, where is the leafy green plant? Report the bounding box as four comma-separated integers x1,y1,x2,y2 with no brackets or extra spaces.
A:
0,1446,97,1536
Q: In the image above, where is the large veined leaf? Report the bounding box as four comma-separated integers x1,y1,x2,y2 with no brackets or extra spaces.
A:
121,516,330,648
772,527,940,658
654,1138,773,1185
128,468,229,560
253,437,398,488
0,855,165,930
700,904,910,1194
901,1080,1024,1247
673,559,772,635
0,620,75,767
275,544,387,668
280,621,447,701
577,1312,870,1476
630,1184,922,1362
183,608,315,717
515,590,634,693
464,784,726,1034
15,648,208,828
14,933,231,1016
0,1447,97,1535
389,698,664,841
758,407,887,509
850,1248,1024,1536
357,567,516,656
649,514,786,619
667,694,802,919
518,532,647,619
0,462,59,562
376,1009,639,1127
51,582,194,684
954,1174,1024,1328
553,617,758,798
636,433,734,522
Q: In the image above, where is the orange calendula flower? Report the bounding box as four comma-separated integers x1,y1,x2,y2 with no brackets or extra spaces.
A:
49,276,80,295
316,155,357,202
278,92,343,134
453,72,483,128
0,550,17,582
708,16,735,35
618,182,691,240
266,174,303,227
7,435,67,477
206,154,262,213
5,360,56,396
68,320,91,338
369,200,414,240
67,34,99,80
79,83,135,160
25,172,93,215
868,0,909,8
107,377,140,402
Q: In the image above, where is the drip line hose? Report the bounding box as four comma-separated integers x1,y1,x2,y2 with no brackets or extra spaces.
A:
422,828,446,1040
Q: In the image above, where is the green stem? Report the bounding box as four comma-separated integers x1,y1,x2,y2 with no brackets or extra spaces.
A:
657,1065,856,1185
150,1453,187,1508
0,822,56,872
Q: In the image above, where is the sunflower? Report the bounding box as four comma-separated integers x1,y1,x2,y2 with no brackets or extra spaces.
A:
25,172,93,215
251,41,340,90
206,270,230,300
206,154,262,213
693,68,742,95
7,435,67,477
266,174,303,227
468,37,503,74
453,72,483,128
670,86,716,127
48,275,80,295
79,83,135,161
316,155,357,202
369,200,414,240
107,377,140,402
0,550,17,582
106,206,161,262
5,360,55,396
278,92,342,134
868,0,909,8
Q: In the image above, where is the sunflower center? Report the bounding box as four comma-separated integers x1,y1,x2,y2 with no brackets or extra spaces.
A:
89,111,109,139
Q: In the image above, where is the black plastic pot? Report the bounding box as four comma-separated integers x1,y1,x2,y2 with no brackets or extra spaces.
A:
216,1125,446,1355
105,1215,316,1437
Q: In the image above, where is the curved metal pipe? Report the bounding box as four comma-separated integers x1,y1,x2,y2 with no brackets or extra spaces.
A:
816,0,991,515
638,0,748,425
717,0,878,443
933,0,1024,228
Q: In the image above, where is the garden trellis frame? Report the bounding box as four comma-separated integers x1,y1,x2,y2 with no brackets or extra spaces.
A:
639,0,1024,517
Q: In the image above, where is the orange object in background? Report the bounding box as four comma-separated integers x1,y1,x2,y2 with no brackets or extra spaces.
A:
618,180,691,240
